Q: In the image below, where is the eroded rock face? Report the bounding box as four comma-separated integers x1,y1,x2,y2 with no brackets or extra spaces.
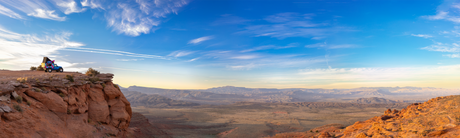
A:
0,72,132,138
271,95,460,138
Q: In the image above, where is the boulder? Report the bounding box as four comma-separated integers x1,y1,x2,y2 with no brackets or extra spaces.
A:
103,82,121,99
25,90,67,113
0,104,12,113
88,100,110,123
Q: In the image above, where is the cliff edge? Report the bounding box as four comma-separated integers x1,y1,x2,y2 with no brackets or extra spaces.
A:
0,70,132,138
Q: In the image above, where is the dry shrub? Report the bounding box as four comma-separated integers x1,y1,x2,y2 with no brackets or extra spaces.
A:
30,66,37,71
36,66,44,71
85,68,100,77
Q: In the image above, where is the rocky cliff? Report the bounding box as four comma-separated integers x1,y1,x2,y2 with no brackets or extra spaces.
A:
271,95,460,138
0,70,132,138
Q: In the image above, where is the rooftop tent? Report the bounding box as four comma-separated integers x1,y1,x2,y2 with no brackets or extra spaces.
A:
41,57,51,68
42,57,51,63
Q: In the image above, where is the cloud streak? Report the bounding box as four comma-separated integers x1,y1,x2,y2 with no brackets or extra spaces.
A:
238,12,353,39
0,26,85,70
62,47,168,59
0,4,23,19
188,36,213,44
411,34,433,38
305,42,357,49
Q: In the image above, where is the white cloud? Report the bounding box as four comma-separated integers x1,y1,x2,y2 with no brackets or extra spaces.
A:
62,47,167,59
81,0,104,9
298,65,460,82
240,43,297,52
239,12,353,39
228,63,257,70
27,9,66,21
103,0,190,36
188,36,213,44
421,42,460,53
305,42,356,49
187,57,199,62
168,50,194,57
116,59,144,61
424,11,449,20
55,0,86,14
411,34,433,38
0,26,85,70
443,54,460,58
0,0,67,21
230,55,259,60
0,4,23,19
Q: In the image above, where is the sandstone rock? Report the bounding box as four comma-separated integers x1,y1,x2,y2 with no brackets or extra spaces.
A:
0,94,10,102
25,90,67,113
109,99,130,128
11,91,19,99
66,113,96,138
2,112,23,121
0,104,12,113
88,100,110,123
103,82,121,99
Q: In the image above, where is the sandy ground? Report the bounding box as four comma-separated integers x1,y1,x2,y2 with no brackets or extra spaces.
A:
0,70,81,82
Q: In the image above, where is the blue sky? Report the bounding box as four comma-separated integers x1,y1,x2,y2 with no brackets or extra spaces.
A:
1,0,460,89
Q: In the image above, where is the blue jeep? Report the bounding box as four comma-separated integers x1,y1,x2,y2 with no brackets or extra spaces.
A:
42,57,64,73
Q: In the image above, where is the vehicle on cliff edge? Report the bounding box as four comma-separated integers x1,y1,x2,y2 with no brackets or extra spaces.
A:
41,57,64,73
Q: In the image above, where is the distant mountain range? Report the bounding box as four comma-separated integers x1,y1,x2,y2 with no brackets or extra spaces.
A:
119,85,460,105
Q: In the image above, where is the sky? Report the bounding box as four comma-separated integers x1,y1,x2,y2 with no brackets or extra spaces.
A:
1,0,460,89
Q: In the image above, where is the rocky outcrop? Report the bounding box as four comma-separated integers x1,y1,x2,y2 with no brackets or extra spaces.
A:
271,95,460,138
0,71,132,138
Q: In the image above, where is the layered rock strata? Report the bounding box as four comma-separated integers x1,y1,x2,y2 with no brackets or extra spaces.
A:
0,71,132,138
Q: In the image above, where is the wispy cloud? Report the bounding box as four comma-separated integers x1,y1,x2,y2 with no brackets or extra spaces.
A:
443,54,460,58
212,14,252,25
230,55,259,60
240,43,297,52
116,59,144,61
305,42,357,49
168,50,194,57
187,57,199,62
0,0,67,21
228,63,257,70
411,34,433,38
0,26,85,70
199,50,328,70
238,12,353,39
188,36,213,44
103,0,190,36
55,0,86,14
421,42,460,53
0,0,190,36
298,65,460,82
28,9,66,21
0,4,23,19
62,47,168,59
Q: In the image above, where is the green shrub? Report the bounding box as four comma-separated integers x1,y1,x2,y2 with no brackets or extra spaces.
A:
13,104,22,112
27,101,31,106
34,88,42,92
15,95,23,103
59,93,65,97
88,77,100,83
102,83,106,88
85,68,100,77
36,65,44,71
65,75,74,82
67,109,71,114
88,118,92,123
316,130,319,133
30,66,37,71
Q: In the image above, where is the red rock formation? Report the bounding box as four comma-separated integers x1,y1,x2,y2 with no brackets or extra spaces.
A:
272,95,460,138
0,71,132,138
